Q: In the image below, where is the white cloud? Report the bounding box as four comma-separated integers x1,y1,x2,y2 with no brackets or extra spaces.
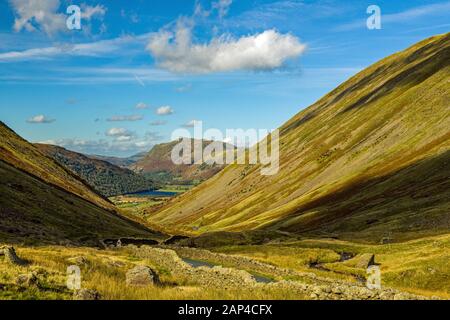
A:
212,0,233,19
156,106,174,115
9,0,107,36
80,4,107,20
41,137,153,157
107,115,144,122
27,114,55,123
9,0,66,35
106,127,131,136
136,102,149,109
147,20,306,73
0,33,151,62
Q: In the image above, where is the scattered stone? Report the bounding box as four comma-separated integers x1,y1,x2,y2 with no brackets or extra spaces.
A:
67,256,89,266
16,273,39,288
73,289,101,300
0,246,27,266
394,293,411,300
126,265,159,286
106,259,126,268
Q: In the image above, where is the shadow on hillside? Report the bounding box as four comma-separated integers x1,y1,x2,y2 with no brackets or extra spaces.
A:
261,150,450,241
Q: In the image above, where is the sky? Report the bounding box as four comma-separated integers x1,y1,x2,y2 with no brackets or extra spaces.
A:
0,0,449,157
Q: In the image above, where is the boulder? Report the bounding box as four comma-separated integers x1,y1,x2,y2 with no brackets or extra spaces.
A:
16,273,39,288
73,289,101,300
126,265,159,286
0,246,27,266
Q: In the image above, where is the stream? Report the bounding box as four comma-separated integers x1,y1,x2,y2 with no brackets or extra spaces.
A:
181,258,274,284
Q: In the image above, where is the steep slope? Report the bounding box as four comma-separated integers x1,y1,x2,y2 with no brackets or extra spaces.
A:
131,139,229,185
36,144,155,197
0,122,164,244
149,33,450,242
0,122,113,211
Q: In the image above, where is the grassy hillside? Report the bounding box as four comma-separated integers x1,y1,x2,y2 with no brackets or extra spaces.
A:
148,33,450,242
131,139,230,185
0,122,165,244
36,144,155,197
0,122,113,211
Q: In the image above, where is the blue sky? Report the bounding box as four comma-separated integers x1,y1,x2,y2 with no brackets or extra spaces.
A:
0,0,449,157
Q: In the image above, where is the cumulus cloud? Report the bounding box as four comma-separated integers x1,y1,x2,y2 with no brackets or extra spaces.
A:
105,127,135,142
42,128,163,156
9,0,106,35
156,106,174,115
27,114,55,123
107,115,143,122
10,0,66,35
41,137,153,157
135,102,149,109
147,19,306,73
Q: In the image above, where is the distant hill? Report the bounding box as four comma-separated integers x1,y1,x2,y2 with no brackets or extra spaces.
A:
35,144,155,197
89,152,146,168
130,139,233,185
0,122,163,244
149,33,450,242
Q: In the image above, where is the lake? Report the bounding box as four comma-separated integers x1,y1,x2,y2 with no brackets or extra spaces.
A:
128,190,178,197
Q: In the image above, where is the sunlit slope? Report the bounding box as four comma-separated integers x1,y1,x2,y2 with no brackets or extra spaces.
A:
0,122,114,210
150,33,450,241
131,139,230,183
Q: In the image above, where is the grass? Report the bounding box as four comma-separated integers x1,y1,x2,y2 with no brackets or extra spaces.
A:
208,233,450,298
0,244,308,300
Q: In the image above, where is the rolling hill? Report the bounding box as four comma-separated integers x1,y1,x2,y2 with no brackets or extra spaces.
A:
130,139,231,185
148,33,450,242
0,122,164,244
35,144,155,197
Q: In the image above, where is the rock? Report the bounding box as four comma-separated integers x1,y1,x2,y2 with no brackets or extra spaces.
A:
73,289,101,300
67,256,89,266
106,259,125,268
1,246,26,266
126,265,159,286
16,273,39,288
393,293,411,300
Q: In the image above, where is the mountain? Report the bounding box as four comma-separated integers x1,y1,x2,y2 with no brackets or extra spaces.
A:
130,139,232,185
35,144,155,197
0,122,163,244
89,152,147,168
149,33,450,242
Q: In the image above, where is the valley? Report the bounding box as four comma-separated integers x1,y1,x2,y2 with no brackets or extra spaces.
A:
0,33,449,301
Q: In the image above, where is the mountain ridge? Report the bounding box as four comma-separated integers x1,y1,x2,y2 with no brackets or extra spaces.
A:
147,33,450,242
35,144,155,197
